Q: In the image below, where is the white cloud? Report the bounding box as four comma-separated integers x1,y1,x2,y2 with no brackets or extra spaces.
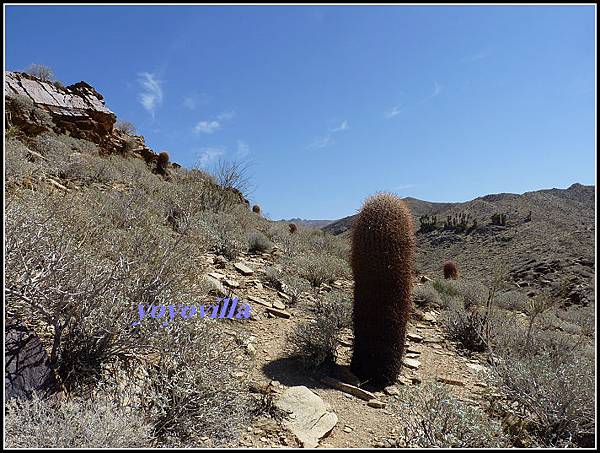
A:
384,105,401,119
331,120,349,132
197,147,225,168
236,140,249,158
194,120,221,134
193,112,235,134
138,72,163,118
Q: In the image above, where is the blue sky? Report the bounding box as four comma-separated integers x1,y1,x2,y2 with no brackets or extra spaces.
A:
4,5,596,220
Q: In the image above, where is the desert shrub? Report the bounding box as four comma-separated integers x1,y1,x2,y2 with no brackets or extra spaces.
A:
210,158,254,201
5,138,43,183
389,383,508,447
444,307,490,352
284,252,350,287
262,266,284,290
5,188,206,392
195,211,247,260
247,230,273,254
25,63,55,81
288,294,352,369
494,290,529,312
136,319,254,446
433,278,460,298
4,392,154,448
58,154,122,185
412,283,443,308
279,273,312,305
115,120,136,135
490,311,595,447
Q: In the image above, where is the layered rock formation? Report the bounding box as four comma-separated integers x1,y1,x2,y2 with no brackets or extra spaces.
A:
4,71,172,168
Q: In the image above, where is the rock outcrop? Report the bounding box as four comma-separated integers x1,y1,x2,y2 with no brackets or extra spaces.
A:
5,71,116,145
4,71,172,168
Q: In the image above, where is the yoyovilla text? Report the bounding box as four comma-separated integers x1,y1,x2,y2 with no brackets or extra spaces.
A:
131,297,251,327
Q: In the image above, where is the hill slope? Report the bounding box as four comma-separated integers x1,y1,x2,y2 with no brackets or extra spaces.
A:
324,184,596,306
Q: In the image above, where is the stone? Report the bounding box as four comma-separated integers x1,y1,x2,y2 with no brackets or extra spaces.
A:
402,358,421,369
277,291,290,301
422,312,437,323
234,262,254,276
265,307,291,319
367,399,386,409
224,278,240,288
5,319,59,401
274,386,338,448
384,385,400,396
208,272,225,280
407,332,423,342
272,300,286,310
320,376,376,401
247,295,272,308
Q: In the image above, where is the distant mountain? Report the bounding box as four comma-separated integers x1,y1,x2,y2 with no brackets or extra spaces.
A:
323,184,596,307
281,218,335,229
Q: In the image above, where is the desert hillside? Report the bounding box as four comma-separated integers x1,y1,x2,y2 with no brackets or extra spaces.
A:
4,71,596,449
325,185,595,309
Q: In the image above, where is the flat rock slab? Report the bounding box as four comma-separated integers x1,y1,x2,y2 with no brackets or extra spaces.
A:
320,376,376,401
407,332,424,342
403,358,421,370
272,300,286,310
265,307,291,319
247,294,272,308
437,376,466,386
234,262,254,276
275,386,338,448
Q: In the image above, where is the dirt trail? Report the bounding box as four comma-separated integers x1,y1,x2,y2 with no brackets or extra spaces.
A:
205,252,495,448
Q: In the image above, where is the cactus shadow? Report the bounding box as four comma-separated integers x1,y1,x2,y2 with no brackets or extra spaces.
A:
261,358,362,391
261,357,328,389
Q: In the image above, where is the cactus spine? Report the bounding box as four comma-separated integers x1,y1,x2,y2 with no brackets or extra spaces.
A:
350,193,415,387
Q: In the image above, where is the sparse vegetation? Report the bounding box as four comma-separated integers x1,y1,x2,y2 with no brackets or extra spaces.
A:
115,120,137,135
25,63,55,82
389,383,509,448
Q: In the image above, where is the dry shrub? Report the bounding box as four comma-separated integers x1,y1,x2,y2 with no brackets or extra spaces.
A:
4,392,154,448
389,383,509,447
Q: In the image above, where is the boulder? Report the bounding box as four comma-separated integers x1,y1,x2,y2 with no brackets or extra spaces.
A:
274,386,338,448
5,319,59,401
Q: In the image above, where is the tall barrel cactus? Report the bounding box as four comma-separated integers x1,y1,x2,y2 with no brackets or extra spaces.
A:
350,193,415,387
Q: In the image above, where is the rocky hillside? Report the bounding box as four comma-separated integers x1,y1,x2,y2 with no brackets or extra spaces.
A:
324,185,596,308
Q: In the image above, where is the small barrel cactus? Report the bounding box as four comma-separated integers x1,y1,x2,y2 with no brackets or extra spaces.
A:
252,204,261,215
443,260,459,280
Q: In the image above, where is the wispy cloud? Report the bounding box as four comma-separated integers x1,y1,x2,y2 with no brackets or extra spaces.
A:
138,72,163,118
236,140,249,158
193,111,235,134
217,111,235,121
420,81,442,104
197,147,225,168
384,105,402,119
307,119,349,149
307,134,335,150
194,120,221,134
331,120,349,132
183,96,197,110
